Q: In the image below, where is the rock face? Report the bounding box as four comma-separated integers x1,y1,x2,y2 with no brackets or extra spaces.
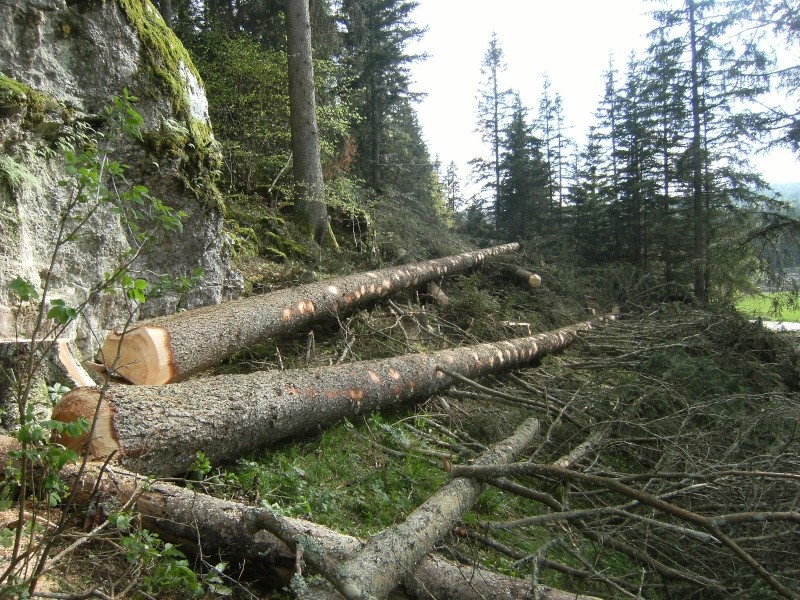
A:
0,0,242,353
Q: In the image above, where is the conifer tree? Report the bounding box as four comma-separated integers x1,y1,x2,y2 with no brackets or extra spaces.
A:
472,33,512,225
337,0,425,191
535,75,571,230
442,161,462,214
645,28,692,283
496,97,550,241
614,54,660,268
652,0,772,301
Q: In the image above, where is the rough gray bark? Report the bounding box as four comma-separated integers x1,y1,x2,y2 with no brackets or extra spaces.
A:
290,418,541,599
61,463,599,600
55,316,613,477
286,0,328,244
98,243,519,384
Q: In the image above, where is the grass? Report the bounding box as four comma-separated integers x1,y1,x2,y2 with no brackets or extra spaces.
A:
736,292,800,322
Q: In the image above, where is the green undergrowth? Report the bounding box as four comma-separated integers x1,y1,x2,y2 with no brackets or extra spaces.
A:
226,413,448,536
202,244,800,598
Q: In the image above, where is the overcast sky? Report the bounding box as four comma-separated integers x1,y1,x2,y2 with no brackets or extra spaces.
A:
407,0,799,195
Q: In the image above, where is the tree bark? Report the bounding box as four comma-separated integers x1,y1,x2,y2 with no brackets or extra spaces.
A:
99,243,519,385
286,0,328,244
61,462,598,600
294,418,541,599
688,0,708,303
425,282,449,306
55,316,612,477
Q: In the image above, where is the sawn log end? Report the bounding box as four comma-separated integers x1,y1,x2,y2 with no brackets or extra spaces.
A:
52,387,120,461
99,326,177,385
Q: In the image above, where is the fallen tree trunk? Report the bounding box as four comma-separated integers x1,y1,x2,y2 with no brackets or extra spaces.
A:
507,267,542,288
62,462,599,600
53,316,613,477
284,418,541,599
99,243,519,384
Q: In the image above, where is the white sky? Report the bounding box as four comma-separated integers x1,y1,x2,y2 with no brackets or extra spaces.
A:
408,0,800,195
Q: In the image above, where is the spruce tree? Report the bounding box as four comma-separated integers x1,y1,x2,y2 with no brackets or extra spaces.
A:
337,0,425,191
570,127,612,262
535,75,571,231
496,97,550,242
472,33,512,225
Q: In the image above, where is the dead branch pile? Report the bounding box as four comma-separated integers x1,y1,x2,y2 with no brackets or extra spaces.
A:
434,308,800,599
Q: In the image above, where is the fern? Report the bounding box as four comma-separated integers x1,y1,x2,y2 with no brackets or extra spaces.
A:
0,155,42,192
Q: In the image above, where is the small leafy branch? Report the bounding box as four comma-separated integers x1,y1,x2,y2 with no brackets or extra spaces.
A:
0,90,202,598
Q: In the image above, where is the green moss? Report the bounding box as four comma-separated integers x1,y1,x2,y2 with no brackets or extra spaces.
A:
113,0,198,117
0,74,61,127
113,0,222,207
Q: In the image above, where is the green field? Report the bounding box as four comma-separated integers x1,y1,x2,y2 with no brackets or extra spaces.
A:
737,292,800,322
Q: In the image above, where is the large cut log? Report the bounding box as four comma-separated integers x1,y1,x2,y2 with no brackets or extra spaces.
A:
53,317,613,477
63,462,600,600
100,243,519,384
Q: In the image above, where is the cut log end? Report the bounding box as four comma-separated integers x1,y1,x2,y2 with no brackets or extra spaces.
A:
99,326,176,385
52,388,120,461
508,267,542,289
56,339,96,387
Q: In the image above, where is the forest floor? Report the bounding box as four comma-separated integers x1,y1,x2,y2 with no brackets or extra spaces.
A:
4,235,800,599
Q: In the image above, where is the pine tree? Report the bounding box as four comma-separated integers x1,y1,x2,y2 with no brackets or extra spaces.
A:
496,97,550,242
337,0,425,191
471,33,512,225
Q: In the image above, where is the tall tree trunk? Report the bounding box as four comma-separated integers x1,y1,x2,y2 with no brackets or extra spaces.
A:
62,462,598,600
688,0,708,303
99,243,519,385
157,0,173,28
286,0,328,244
56,316,613,477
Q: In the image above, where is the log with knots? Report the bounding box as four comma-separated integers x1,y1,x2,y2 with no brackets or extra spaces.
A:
46,242,611,599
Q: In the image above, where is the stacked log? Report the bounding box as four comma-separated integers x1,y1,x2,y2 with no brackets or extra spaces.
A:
99,243,519,384
53,317,613,477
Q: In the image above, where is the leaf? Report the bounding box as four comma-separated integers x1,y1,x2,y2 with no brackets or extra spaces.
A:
9,277,39,302
47,301,78,324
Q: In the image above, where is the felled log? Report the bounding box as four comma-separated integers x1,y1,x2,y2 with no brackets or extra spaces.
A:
293,418,541,599
507,267,542,288
53,317,613,477
1,338,94,427
99,243,519,384
63,462,599,600
425,281,449,306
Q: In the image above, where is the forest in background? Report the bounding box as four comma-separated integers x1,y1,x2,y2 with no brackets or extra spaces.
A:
150,0,800,302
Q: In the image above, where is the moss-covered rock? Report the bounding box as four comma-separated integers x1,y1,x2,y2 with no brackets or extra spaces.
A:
114,0,222,208
0,74,63,135
0,0,241,351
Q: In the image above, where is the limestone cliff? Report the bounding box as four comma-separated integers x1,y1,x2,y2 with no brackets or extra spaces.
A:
0,0,242,353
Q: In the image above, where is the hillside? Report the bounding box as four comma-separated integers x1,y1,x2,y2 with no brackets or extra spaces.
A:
1,1,800,599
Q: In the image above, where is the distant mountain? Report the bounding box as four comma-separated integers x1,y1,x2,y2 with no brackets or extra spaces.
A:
771,182,800,207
